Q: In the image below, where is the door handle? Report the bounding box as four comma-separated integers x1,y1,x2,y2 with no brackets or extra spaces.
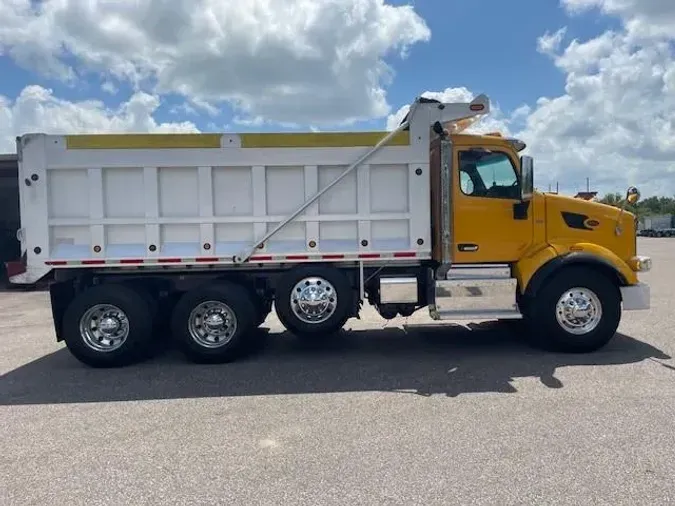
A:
458,243,479,252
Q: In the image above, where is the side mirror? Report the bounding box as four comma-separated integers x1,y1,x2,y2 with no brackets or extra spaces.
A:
520,155,534,201
626,186,640,205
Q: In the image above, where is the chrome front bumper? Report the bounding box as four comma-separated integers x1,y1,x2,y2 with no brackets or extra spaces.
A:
621,282,650,310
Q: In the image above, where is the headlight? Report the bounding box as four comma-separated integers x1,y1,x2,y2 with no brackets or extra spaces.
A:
629,256,652,272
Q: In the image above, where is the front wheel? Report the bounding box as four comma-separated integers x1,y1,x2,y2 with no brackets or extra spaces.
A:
525,267,621,353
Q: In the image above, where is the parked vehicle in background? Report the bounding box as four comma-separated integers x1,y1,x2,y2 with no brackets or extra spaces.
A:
5,93,652,367
638,214,675,237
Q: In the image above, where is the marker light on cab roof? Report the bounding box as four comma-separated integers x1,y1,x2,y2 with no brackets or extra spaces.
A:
507,138,527,152
480,133,526,151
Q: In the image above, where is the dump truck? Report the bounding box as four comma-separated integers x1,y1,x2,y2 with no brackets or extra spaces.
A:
6,94,652,367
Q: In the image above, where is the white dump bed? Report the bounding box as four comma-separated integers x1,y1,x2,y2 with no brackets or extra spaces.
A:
14,94,489,277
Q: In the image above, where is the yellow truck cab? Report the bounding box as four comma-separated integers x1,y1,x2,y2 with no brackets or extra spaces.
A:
428,122,650,352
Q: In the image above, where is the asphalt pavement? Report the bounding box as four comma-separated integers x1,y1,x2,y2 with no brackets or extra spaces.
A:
1,238,674,505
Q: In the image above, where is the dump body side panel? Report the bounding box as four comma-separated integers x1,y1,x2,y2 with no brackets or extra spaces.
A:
18,131,433,274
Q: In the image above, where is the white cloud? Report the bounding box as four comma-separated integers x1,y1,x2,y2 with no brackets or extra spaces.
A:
101,81,117,95
563,0,675,39
233,115,266,127
552,31,619,74
518,1,675,197
169,99,219,118
510,104,531,121
537,27,568,55
0,0,430,126
1,0,673,198
0,85,199,152
384,16,675,197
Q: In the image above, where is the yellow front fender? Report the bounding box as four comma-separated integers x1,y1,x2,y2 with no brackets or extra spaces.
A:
515,242,638,295
513,245,559,294
557,242,637,285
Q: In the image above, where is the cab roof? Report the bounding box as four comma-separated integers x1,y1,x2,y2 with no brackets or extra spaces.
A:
451,132,527,152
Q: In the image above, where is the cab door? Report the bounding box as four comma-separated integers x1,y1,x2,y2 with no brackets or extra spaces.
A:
452,146,533,263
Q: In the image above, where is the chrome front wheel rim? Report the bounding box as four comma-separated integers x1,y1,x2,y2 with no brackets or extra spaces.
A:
290,276,337,324
188,300,238,348
79,304,130,352
555,287,603,335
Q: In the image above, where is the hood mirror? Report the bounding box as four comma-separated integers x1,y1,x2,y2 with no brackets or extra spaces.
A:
626,186,640,205
615,186,641,235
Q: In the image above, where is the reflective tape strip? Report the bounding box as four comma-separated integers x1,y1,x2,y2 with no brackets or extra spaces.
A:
44,251,421,267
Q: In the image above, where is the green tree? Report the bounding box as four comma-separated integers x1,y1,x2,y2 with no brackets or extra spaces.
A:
598,193,675,220
598,192,639,216
599,193,623,207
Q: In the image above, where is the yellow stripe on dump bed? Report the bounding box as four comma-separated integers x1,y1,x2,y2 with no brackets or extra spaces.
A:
66,133,222,149
240,131,409,148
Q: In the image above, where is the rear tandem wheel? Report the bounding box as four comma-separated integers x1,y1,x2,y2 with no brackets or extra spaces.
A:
61,284,155,368
274,265,353,339
170,281,258,363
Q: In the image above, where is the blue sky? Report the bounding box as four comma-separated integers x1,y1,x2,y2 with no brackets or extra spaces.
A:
0,0,673,196
0,0,618,132
387,0,613,114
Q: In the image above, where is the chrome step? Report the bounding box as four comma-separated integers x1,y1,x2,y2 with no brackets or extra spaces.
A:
430,264,521,320
443,264,511,279
433,309,522,320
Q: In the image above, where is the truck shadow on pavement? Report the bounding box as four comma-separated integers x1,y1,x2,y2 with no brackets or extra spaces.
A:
1,321,671,405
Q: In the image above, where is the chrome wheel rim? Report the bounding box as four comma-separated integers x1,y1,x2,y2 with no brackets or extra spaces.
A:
291,276,337,324
79,304,130,352
555,287,603,335
188,300,237,348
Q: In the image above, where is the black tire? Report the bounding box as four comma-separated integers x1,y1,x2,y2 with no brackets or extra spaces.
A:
525,266,621,353
171,281,256,364
120,280,159,322
117,280,174,358
62,284,155,368
274,265,353,338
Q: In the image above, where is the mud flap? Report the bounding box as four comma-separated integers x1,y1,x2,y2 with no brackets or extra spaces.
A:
49,279,76,341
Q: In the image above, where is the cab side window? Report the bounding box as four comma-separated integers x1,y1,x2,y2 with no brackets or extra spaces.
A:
458,149,520,200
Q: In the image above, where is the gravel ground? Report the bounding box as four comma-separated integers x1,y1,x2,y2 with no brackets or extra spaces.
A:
1,238,674,505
